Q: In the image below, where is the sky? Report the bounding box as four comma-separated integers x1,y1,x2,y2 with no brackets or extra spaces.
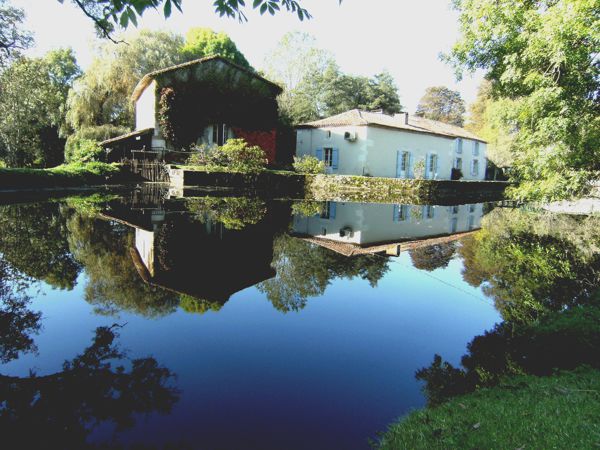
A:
12,0,484,114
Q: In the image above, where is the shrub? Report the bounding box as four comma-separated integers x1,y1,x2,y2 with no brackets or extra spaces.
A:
292,155,326,174
65,138,104,164
413,159,426,179
451,167,463,180
217,138,267,173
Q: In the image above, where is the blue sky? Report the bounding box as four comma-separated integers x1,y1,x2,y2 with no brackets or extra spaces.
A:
13,0,484,113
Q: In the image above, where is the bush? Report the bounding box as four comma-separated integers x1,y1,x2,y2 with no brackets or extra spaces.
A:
217,139,267,173
65,138,104,164
292,155,326,174
413,159,426,179
451,167,463,180
64,125,129,163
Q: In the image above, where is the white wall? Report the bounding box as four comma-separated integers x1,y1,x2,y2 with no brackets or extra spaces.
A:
292,202,484,246
135,81,157,131
296,126,487,180
296,126,369,175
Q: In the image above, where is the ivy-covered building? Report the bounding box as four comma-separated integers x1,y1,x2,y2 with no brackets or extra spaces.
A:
101,56,283,163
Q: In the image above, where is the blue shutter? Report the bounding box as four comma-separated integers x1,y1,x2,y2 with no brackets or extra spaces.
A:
315,148,323,161
425,153,431,179
408,152,413,178
329,201,336,219
396,151,401,178
393,204,399,222
332,148,339,169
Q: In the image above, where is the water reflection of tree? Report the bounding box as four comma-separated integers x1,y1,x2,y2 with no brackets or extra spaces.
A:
459,209,600,323
258,234,389,312
409,242,457,272
0,203,81,289
0,257,41,363
0,325,179,449
66,212,179,318
416,208,600,406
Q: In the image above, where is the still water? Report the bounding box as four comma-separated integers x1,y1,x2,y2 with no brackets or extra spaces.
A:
1,186,579,449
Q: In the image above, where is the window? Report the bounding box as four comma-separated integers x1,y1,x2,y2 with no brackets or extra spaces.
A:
401,151,410,171
450,217,458,233
468,215,475,230
320,201,336,219
393,204,409,222
469,204,476,213
455,138,463,154
473,141,480,156
326,130,332,139
423,205,435,219
471,159,479,176
452,205,460,214
454,157,462,170
212,123,229,146
428,154,438,175
316,147,338,169
324,148,333,167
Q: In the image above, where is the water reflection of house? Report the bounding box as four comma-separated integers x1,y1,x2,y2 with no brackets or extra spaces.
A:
292,202,484,256
102,198,289,304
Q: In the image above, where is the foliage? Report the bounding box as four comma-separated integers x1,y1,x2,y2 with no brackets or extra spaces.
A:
64,0,318,40
292,155,326,174
291,200,324,217
0,324,179,449
263,32,401,124
0,203,81,289
413,159,425,179
0,49,81,167
66,29,188,130
64,138,104,164
416,305,600,406
415,86,466,127
156,63,278,149
217,138,268,173
66,211,180,318
409,242,457,272
179,295,223,314
0,0,32,67
450,167,463,180
181,27,251,68
376,368,600,450
257,234,389,312
447,0,600,200
185,196,267,230
459,208,600,323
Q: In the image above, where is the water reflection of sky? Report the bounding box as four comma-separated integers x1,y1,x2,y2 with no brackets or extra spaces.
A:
4,238,500,450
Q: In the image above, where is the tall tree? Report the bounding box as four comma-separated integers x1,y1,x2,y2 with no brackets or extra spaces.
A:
0,0,32,67
181,27,251,68
415,86,466,126
0,49,81,167
448,0,600,200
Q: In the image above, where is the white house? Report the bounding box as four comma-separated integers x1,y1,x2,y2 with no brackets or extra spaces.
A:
296,109,487,180
293,201,483,246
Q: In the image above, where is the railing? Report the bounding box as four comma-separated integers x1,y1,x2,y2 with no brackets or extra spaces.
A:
126,151,170,182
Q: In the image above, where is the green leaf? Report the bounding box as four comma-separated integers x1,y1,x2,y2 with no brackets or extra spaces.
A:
253,0,262,7
260,3,268,14
164,0,172,18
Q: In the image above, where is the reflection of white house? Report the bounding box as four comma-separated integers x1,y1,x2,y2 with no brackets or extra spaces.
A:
296,110,487,180
292,202,484,255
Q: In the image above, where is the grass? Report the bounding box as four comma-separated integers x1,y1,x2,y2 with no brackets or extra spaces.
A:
0,162,131,190
375,368,600,450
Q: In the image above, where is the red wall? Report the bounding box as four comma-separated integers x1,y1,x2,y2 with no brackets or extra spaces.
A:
232,128,277,164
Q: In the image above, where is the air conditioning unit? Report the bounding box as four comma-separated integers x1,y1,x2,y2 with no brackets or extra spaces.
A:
344,131,357,142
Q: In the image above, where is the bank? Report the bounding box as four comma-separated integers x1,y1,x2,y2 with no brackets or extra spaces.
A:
375,368,600,449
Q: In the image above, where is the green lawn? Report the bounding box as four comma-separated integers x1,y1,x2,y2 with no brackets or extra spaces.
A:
0,162,130,190
376,368,600,450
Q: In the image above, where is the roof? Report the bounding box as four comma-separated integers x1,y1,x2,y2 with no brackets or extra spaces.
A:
100,128,154,146
298,109,486,142
131,55,283,102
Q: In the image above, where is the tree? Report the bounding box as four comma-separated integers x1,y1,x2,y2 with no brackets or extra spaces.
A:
66,28,250,131
0,0,32,67
181,27,251,68
466,80,514,168
409,242,457,271
415,86,466,127
61,0,319,41
0,49,80,167
447,0,600,200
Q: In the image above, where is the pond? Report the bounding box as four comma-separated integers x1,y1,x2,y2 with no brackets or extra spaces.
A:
0,186,598,449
